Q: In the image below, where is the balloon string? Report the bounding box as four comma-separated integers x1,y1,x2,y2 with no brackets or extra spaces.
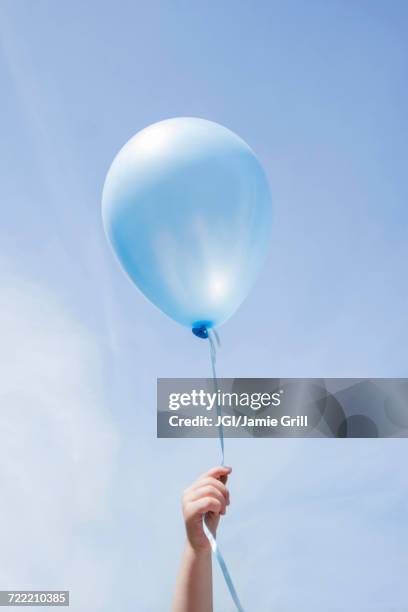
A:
202,329,245,612
208,329,224,464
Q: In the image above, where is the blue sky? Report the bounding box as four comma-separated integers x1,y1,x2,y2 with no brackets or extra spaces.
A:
0,1,407,610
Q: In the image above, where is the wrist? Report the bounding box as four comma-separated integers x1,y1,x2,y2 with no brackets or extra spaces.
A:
185,539,211,558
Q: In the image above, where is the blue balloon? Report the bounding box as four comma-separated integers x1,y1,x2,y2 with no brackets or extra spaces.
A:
102,117,272,331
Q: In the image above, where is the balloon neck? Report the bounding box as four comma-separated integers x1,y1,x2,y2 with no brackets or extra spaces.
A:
192,322,211,339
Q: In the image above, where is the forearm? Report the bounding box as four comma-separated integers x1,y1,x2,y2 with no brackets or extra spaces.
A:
172,541,212,612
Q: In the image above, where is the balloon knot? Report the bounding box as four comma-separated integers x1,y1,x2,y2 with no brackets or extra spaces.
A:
192,323,210,339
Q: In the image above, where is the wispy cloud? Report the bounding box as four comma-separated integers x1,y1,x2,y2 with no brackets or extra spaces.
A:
0,259,118,609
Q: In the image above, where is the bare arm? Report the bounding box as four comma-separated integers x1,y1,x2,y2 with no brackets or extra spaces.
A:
172,466,232,612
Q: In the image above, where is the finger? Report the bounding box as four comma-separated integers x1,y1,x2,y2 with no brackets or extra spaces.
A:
188,485,227,511
183,467,232,503
198,466,232,482
188,496,223,517
219,472,229,485
191,477,228,496
191,477,230,504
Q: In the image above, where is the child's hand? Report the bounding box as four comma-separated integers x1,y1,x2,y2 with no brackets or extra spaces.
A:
182,466,232,552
